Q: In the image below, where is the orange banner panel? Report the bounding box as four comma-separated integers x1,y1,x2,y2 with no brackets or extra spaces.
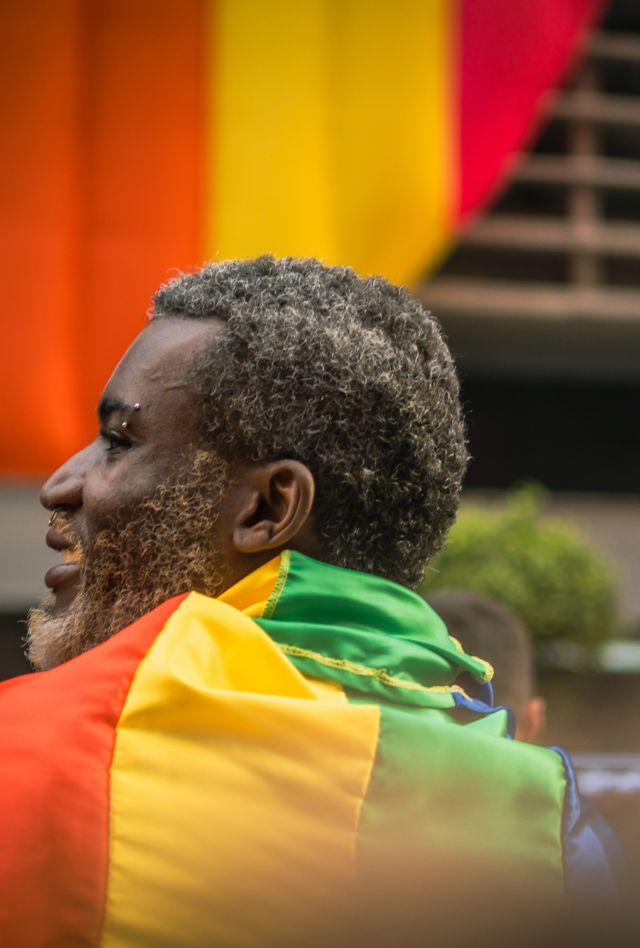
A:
0,2,86,473
0,1,203,477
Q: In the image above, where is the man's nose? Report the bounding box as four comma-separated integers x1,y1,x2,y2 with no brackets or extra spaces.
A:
40,445,93,512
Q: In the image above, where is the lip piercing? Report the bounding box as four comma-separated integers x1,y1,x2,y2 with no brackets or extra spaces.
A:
121,421,128,429
48,510,59,527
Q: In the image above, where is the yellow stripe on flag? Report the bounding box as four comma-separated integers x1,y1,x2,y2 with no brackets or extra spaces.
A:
205,0,334,263
205,0,456,284
101,591,379,946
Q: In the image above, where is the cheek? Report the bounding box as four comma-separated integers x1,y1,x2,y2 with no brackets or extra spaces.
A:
81,454,165,537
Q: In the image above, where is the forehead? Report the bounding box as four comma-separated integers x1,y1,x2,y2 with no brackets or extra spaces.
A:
102,317,221,416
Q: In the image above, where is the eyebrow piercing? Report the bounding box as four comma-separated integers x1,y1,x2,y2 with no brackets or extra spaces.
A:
121,421,129,429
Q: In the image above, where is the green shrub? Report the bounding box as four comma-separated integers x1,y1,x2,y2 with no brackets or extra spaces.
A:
421,485,620,648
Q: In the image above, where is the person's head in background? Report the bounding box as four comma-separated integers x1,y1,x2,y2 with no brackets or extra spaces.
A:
427,590,546,743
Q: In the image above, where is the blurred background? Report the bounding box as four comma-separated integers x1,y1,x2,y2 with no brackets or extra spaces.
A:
0,0,638,881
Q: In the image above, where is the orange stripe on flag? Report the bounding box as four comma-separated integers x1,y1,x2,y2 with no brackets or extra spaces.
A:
0,1,203,476
0,2,87,473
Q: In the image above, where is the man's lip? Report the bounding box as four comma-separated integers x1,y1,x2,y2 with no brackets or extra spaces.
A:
44,562,82,591
46,527,73,553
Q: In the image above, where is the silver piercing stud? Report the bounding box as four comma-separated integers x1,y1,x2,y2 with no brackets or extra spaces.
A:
133,403,141,411
48,510,58,527
121,420,128,429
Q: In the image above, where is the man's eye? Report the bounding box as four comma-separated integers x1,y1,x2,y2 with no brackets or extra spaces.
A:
101,431,129,454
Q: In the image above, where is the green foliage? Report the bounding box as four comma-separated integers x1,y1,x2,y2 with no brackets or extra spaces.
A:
421,485,620,648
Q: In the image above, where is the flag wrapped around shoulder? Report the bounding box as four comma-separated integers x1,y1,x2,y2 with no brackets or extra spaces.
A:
0,552,575,946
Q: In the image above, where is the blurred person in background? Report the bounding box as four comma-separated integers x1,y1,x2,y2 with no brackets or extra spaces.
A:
0,257,621,946
427,590,546,743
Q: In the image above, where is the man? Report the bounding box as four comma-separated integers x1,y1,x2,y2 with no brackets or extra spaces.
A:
426,590,546,742
0,257,617,946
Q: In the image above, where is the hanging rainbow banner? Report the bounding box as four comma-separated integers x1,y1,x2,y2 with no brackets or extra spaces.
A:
0,0,603,475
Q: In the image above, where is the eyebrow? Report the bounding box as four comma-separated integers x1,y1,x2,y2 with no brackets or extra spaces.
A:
97,396,133,424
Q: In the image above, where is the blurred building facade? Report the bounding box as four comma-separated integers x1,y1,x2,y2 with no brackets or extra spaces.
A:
421,0,640,634
422,0,639,491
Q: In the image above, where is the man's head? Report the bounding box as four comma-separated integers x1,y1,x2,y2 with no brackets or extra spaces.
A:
427,590,546,742
30,255,467,669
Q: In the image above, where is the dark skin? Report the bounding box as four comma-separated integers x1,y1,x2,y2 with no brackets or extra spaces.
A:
40,318,318,613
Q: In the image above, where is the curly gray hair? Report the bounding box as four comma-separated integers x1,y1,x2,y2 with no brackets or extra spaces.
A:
152,255,467,588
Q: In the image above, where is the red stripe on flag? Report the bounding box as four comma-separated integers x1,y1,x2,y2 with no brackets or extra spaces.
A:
458,0,605,222
0,595,186,946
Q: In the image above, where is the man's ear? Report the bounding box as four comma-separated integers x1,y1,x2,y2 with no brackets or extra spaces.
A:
232,460,316,554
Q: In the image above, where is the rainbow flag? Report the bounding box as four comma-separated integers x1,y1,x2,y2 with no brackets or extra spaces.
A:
0,552,572,944
0,0,602,476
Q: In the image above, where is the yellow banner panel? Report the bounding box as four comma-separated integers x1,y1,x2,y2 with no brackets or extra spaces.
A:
206,0,455,284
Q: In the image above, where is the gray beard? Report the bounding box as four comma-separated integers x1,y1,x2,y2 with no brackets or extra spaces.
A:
27,450,230,671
